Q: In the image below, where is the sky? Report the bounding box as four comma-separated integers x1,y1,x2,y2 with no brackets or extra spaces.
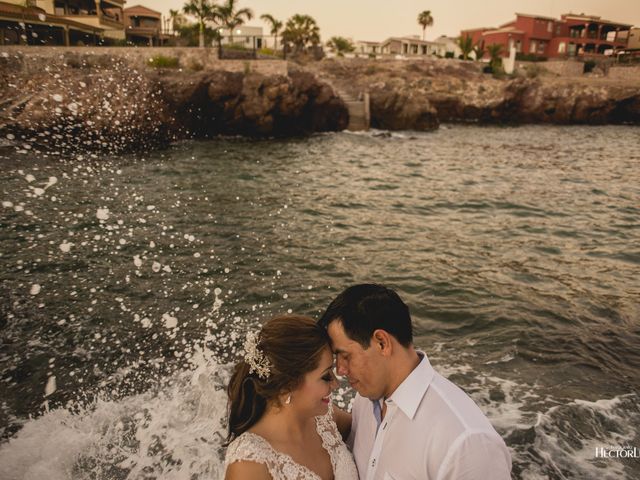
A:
148,0,639,41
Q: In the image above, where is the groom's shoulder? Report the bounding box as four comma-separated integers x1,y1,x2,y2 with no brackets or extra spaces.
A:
424,370,498,434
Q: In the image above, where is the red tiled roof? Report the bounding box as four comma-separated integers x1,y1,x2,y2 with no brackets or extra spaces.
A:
124,5,161,17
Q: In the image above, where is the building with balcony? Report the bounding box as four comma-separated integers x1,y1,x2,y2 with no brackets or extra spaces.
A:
52,0,125,40
461,12,632,59
124,4,168,46
0,0,125,45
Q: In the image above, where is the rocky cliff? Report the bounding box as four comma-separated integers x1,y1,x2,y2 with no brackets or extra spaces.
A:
309,58,640,128
0,53,348,154
1,52,639,155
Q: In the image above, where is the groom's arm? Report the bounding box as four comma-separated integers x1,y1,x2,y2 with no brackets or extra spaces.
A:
332,405,352,442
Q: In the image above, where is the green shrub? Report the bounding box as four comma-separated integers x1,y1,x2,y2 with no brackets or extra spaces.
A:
445,51,455,59
148,55,179,68
516,52,547,62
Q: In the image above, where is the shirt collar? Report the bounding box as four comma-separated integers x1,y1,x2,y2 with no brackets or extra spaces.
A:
382,351,434,420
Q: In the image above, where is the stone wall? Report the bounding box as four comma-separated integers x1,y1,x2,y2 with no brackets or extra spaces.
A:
607,65,640,81
517,60,584,77
0,46,288,76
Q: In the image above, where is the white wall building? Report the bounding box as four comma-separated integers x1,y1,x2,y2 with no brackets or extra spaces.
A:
217,25,267,48
433,35,463,58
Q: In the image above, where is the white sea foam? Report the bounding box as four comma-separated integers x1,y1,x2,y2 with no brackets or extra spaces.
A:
0,349,229,480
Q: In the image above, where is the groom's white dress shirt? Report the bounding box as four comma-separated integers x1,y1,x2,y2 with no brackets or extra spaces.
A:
348,353,512,480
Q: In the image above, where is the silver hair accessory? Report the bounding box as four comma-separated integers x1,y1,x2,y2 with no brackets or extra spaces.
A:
243,330,273,379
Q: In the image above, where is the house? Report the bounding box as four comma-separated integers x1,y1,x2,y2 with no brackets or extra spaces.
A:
355,40,382,56
627,27,640,50
124,4,168,46
461,12,632,58
0,0,125,45
218,25,264,49
381,36,440,56
433,35,462,58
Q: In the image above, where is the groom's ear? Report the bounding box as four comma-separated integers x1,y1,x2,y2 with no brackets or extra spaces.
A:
372,329,393,357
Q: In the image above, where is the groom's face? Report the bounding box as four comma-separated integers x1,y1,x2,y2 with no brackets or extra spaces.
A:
327,320,385,400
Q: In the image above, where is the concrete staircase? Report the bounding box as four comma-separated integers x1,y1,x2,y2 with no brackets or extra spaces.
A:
334,88,370,131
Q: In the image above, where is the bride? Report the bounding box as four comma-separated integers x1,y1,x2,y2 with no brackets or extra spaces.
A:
224,315,359,480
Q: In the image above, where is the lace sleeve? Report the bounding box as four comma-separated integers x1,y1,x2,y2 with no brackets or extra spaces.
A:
224,433,274,468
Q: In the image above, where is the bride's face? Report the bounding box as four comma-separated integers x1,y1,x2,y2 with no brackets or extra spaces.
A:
292,347,338,416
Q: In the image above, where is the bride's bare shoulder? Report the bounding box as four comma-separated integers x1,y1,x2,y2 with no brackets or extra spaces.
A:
225,459,271,480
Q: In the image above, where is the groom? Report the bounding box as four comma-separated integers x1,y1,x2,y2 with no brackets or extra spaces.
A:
319,284,512,480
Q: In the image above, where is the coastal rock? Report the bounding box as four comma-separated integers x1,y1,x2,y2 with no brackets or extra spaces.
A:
0,67,171,154
309,58,640,128
0,55,348,153
369,84,439,130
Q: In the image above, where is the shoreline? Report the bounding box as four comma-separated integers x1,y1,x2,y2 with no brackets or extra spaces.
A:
1,48,639,154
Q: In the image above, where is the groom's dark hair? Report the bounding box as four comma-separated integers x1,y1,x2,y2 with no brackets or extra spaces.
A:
318,284,413,348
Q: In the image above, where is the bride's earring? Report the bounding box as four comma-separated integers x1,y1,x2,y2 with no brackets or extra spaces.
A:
285,394,291,405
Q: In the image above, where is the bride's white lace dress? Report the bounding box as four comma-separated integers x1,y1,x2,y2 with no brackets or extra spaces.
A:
224,408,358,479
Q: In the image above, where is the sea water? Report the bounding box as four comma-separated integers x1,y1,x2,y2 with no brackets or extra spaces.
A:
1,125,639,479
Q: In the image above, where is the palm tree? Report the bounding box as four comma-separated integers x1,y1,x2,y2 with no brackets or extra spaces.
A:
217,0,253,44
183,0,217,48
417,10,434,41
457,34,473,60
326,36,355,57
472,41,486,61
487,43,504,71
260,13,283,51
281,14,320,54
169,9,187,34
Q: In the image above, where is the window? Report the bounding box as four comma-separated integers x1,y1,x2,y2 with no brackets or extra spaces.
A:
538,40,546,54
529,40,537,53
558,42,566,53
548,22,553,33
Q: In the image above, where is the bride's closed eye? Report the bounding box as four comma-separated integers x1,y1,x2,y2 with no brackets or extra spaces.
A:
321,370,336,382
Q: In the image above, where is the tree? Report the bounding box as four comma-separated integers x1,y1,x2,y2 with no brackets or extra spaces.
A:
183,0,217,48
326,36,355,57
457,34,473,60
169,9,188,34
217,0,253,44
487,43,504,72
281,14,320,54
176,22,220,47
260,13,283,51
417,10,434,41
472,41,486,61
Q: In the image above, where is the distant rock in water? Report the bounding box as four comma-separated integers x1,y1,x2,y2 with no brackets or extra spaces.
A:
0,52,348,155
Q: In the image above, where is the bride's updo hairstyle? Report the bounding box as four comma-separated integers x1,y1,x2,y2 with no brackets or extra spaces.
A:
226,315,331,442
